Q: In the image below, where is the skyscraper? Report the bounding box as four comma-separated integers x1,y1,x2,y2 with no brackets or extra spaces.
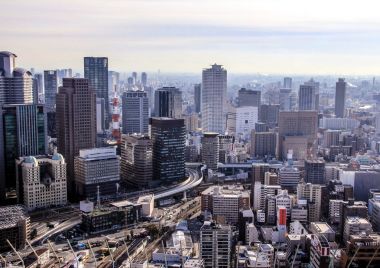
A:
43,70,58,111
283,77,292,89
201,132,219,171
251,131,277,159
0,104,47,203
121,134,152,188
154,87,182,118
278,111,318,159
201,64,227,134
335,78,347,118
259,104,280,126
194,83,201,113
84,57,109,124
150,117,186,182
56,78,96,197
132,72,137,85
298,84,318,111
238,88,261,107
141,72,147,86
122,91,149,134
0,51,33,104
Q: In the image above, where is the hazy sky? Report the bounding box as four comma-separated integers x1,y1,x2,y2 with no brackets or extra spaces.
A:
2,0,380,74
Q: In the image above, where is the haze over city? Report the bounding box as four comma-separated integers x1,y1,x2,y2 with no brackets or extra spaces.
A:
3,0,380,74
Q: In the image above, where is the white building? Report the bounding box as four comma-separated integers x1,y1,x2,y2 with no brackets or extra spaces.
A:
235,106,258,140
137,194,154,217
343,217,373,243
201,64,227,134
319,117,360,130
16,154,67,210
246,223,259,245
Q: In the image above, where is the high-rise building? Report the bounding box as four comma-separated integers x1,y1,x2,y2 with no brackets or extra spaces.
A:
84,57,109,124
279,157,301,192
0,51,34,104
235,106,258,139
121,134,152,189
154,87,182,118
278,111,318,158
132,72,137,85
33,73,44,95
141,72,147,86
200,221,232,268
279,88,292,111
108,71,120,92
238,88,261,107
201,64,227,134
43,70,58,112
57,69,73,85
297,182,325,222
74,147,120,199
1,104,47,202
298,84,318,111
305,159,326,184
335,78,347,118
96,98,105,133
259,104,279,127
201,132,219,171
283,77,292,89
150,117,185,182
122,91,149,134
251,131,277,159
56,78,96,197
194,83,201,113
16,154,67,210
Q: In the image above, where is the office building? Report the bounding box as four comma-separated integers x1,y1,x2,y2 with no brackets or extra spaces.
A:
323,129,341,147
16,154,67,210
308,234,330,268
154,87,182,119
184,113,199,132
194,83,201,113
84,57,109,124
200,221,232,268
122,91,149,134
201,64,227,134
238,88,261,107
201,185,250,224
74,147,120,199
305,159,326,184
0,205,30,252
1,104,47,202
0,51,34,104
319,117,359,130
279,158,301,192
297,182,326,222
218,135,234,163
343,217,373,243
335,78,346,118
278,110,318,158
121,134,152,189
43,70,58,111
309,222,335,242
298,84,318,111
151,117,185,182
96,98,105,133
56,78,96,196
341,234,380,267
251,131,277,159
259,104,279,126
141,72,147,86
279,88,292,111
283,77,292,89
108,71,120,92
201,132,219,171
235,106,258,139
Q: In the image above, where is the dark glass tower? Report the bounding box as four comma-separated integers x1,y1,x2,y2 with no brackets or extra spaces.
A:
1,104,47,198
150,117,186,182
194,84,201,113
154,87,182,119
84,57,109,125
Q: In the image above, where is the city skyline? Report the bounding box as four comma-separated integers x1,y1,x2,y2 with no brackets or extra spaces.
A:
2,0,380,75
